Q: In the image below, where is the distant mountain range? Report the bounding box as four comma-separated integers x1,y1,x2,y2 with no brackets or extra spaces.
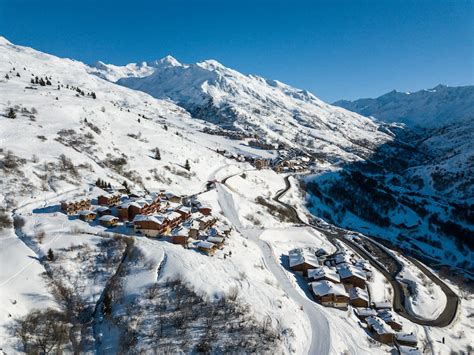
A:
333,85,474,128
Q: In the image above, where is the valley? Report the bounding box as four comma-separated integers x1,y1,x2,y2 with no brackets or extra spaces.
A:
0,36,472,354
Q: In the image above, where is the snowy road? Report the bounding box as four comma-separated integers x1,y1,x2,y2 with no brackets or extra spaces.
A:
216,183,332,355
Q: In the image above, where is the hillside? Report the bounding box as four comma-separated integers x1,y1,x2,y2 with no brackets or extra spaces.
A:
1,37,472,355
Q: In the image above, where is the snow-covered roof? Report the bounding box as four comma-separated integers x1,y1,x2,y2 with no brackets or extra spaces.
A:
349,287,369,301
395,332,417,343
310,280,348,297
373,301,392,309
398,346,421,355
289,248,319,268
307,266,340,283
94,206,110,212
333,252,352,265
337,265,367,281
378,309,401,324
207,236,224,244
78,209,96,216
354,308,377,318
166,211,182,220
171,227,190,236
133,214,165,225
197,240,215,249
99,215,118,222
177,206,191,214
366,316,394,335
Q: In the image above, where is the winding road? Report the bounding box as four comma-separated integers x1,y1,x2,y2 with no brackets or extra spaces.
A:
273,175,459,328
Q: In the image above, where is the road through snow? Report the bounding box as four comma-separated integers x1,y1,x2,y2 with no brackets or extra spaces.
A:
216,183,332,355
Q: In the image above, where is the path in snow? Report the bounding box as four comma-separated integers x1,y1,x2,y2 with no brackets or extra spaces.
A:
216,183,332,355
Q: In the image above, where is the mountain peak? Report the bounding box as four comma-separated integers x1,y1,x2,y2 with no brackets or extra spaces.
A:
154,55,181,68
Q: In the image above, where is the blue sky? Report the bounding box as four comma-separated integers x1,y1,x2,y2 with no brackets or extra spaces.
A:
0,0,472,102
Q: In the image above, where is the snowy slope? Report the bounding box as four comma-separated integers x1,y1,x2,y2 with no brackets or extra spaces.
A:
334,85,474,128
95,56,394,162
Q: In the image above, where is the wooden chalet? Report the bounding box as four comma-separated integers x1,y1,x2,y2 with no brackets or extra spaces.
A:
307,266,340,283
207,236,224,248
99,215,119,227
198,215,216,230
175,206,191,221
366,316,395,344
378,310,403,331
395,333,418,347
166,211,182,229
133,215,168,237
60,198,91,215
337,265,367,289
198,205,212,216
171,227,191,246
98,193,121,206
310,280,349,308
78,210,96,222
197,240,216,255
289,248,319,277
349,287,370,308
354,308,377,321
95,206,112,217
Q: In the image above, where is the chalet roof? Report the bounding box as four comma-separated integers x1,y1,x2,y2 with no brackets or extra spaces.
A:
398,346,421,355
133,198,150,208
378,309,402,325
337,265,367,281
395,332,417,343
95,206,111,213
307,266,340,283
171,227,190,236
207,236,224,244
354,308,377,318
373,301,392,310
289,248,319,268
99,215,118,222
78,210,96,216
310,280,348,297
200,215,215,223
349,287,369,301
133,214,166,225
333,252,352,265
197,240,215,249
166,211,182,220
366,316,394,335
177,206,191,214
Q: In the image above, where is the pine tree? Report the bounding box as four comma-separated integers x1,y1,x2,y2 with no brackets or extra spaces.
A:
7,108,16,119
91,92,96,99
123,180,129,192
5,74,9,79
47,248,54,261
16,72,20,77
184,160,190,171
95,178,101,187
154,148,161,160
30,78,34,84
39,78,46,86
107,182,112,189
103,293,112,315
35,76,39,84
46,79,52,85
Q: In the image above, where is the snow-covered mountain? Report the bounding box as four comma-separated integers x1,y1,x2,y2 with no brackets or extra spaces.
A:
333,85,474,128
93,56,392,163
